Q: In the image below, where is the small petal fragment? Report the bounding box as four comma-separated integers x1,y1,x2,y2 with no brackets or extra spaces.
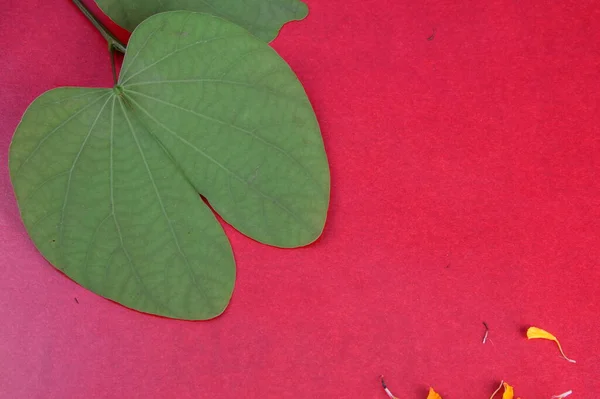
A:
527,327,576,363
551,390,573,399
427,387,442,399
489,381,517,399
502,382,514,399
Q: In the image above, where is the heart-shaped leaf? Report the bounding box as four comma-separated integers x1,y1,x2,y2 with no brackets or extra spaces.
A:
94,0,309,42
9,12,329,320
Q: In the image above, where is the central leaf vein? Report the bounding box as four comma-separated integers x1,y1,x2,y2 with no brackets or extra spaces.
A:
118,97,217,312
111,97,169,313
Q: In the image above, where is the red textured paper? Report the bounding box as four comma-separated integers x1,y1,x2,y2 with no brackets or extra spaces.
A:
1,1,599,398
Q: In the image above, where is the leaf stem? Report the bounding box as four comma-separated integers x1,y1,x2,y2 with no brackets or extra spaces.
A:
109,44,118,85
72,0,126,53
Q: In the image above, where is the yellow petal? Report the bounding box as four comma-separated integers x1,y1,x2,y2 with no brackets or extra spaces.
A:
427,387,442,399
502,382,514,399
527,326,557,340
526,326,576,363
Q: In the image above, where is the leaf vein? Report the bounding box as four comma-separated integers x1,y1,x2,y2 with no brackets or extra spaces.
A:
112,98,171,315
124,78,305,106
119,24,163,80
125,88,323,196
82,213,113,288
118,98,217,313
57,96,113,264
120,33,250,85
19,171,69,203
125,93,317,235
13,93,111,178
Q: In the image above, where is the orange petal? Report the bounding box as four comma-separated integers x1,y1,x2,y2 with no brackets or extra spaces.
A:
427,387,442,399
526,327,576,363
502,382,514,399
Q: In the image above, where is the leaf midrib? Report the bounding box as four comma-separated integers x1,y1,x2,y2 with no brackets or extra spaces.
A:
109,97,171,315
117,97,219,314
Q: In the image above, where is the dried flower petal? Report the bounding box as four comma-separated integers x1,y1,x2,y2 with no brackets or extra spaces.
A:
551,390,573,399
526,327,576,363
489,381,520,399
502,382,514,399
527,326,557,340
426,387,442,399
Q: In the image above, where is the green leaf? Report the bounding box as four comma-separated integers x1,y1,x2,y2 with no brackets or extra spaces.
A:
94,0,309,42
9,12,329,320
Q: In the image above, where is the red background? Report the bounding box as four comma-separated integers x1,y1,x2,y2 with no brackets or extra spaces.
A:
1,0,599,397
